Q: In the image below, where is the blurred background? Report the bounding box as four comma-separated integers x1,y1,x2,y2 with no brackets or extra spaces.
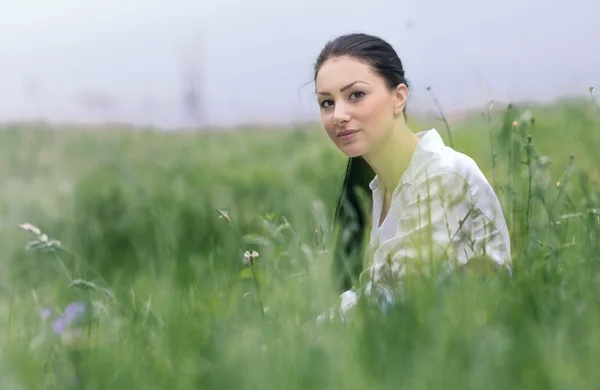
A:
2,2,600,388
1,0,599,130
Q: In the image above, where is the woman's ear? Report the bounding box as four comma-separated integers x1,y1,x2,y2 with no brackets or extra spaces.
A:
393,84,409,116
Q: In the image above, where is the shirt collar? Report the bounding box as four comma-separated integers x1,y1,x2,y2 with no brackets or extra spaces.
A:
368,128,446,192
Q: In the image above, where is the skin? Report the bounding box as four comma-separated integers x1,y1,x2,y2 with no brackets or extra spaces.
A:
315,55,421,225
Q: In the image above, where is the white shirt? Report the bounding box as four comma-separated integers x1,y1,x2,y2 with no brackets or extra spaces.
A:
336,128,512,320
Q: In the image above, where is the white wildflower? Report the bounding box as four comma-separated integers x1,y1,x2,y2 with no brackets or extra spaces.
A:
243,250,259,266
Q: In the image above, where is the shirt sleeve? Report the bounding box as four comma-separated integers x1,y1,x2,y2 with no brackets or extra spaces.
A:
338,170,476,319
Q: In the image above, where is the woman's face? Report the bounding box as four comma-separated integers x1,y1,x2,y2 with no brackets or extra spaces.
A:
315,55,407,158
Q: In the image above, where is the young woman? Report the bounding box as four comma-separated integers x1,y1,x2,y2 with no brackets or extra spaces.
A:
313,33,512,321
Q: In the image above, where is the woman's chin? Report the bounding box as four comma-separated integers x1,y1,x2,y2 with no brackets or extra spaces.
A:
338,144,366,158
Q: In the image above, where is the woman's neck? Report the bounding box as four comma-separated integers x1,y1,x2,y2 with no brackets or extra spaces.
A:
363,123,420,196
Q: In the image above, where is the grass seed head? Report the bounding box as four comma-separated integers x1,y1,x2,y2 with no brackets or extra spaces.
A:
216,208,230,222
19,222,41,236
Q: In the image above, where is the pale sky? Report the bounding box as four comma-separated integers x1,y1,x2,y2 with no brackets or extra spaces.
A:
1,0,598,128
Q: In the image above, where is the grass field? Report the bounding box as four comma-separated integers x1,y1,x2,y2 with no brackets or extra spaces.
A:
0,93,599,389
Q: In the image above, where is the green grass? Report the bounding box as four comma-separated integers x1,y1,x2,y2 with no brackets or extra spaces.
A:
0,95,599,389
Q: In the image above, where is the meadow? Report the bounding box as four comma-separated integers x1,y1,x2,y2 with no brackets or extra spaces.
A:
0,92,599,389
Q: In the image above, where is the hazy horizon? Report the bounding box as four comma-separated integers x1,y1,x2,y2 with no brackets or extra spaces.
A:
1,0,598,129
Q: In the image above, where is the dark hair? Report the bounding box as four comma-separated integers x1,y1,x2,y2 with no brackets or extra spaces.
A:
313,33,410,292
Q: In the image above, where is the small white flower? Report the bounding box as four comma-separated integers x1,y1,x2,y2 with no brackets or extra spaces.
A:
243,250,259,265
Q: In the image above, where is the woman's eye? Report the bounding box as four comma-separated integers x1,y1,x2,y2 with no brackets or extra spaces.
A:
349,91,365,100
320,100,333,108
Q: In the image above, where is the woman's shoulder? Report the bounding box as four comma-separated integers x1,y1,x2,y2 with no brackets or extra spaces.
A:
406,130,491,190
407,144,510,251
413,144,492,194
407,144,505,222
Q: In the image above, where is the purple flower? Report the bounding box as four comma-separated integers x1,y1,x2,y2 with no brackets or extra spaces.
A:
50,301,88,336
52,316,70,334
39,307,52,320
65,301,86,322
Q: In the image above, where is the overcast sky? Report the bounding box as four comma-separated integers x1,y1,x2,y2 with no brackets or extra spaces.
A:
1,0,598,128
